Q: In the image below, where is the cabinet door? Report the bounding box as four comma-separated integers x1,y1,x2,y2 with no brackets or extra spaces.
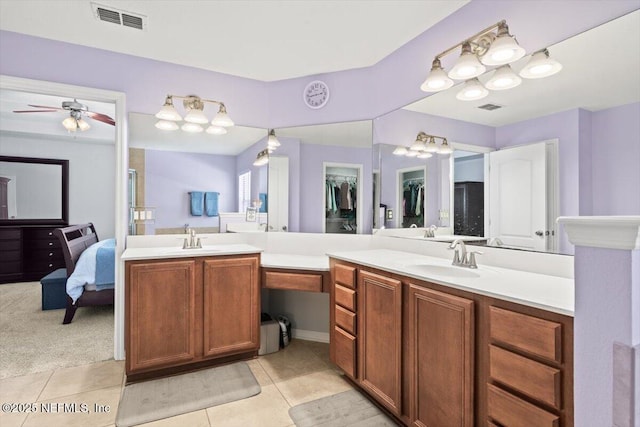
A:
408,284,474,427
203,256,260,358
127,259,197,373
358,270,402,415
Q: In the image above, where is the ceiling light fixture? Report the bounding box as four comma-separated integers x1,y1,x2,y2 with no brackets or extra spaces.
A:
155,95,234,134
267,129,281,148
420,20,561,101
62,110,90,132
253,149,270,166
393,132,454,157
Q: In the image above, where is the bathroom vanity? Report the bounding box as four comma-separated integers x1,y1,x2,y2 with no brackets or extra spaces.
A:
121,244,262,382
328,249,573,427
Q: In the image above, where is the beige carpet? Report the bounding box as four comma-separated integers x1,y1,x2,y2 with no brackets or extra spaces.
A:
0,281,114,379
115,362,261,427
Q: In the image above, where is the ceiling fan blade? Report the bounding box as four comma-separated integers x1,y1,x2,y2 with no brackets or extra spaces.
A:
13,109,60,113
27,104,65,110
86,111,116,126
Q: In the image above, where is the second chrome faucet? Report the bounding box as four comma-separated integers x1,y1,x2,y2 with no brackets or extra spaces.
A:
448,239,482,269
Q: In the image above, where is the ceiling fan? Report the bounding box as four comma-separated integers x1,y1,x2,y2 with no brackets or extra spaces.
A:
13,98,115,132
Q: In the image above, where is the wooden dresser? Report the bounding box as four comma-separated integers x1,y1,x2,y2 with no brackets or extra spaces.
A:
0,225,66,283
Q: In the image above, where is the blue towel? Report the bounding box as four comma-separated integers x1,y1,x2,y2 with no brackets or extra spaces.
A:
95,238,116,289
259,193,267,213
190,191,203,216
205,192,219,217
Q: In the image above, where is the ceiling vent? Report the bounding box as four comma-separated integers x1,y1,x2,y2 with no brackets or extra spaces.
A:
91,3,146,31
477,103,503,111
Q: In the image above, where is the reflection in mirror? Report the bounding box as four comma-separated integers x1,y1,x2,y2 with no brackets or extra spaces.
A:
0,156,68,224
127,112,267,235
374,10,640,255
275,121,373,233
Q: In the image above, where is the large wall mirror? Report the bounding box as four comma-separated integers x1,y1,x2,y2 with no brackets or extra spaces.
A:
0,156,68,225
373,10,639,255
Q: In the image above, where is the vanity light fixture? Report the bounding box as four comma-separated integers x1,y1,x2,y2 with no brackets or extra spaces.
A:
393,132,454,157
420,20,561,101
155,95,234,134
267,129,281,148
253,149,270,166
62,110,90,132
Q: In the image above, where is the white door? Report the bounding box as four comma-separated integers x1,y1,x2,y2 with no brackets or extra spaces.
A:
489,142,547,251
268,156,289,232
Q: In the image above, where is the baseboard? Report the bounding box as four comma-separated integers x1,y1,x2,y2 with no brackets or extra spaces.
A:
292,328,330,343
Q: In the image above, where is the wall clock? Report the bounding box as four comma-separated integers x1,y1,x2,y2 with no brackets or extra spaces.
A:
303,80,330,109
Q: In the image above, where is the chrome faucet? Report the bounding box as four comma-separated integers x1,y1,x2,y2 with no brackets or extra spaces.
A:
182,228,202,249
448,239,482,269
424,225,437,238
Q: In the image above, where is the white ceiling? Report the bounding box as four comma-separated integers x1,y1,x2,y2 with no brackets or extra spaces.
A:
0,0,468,82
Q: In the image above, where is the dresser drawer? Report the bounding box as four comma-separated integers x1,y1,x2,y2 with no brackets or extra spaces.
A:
0,240,22,251
23,238,61,249
0,261,22,274
24,248,63,261
333,326,356,378
23,228,57,240
335,304,356,335
490,306,562,362
1,249,22,262
263,271,323,292
335,284,356,311
334,264,356,289
0,228,21,240
24,258,65,274
487,384,559,427
489,345,561,409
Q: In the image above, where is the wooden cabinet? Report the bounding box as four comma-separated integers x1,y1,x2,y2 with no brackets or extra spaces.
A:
125,253,260,381
407,284,474,427
0,225,65,283
358,269,402,416
330,262,357,379
262,268,328,293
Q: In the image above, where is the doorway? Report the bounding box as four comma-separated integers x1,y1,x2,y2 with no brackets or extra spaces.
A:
397,166,426,228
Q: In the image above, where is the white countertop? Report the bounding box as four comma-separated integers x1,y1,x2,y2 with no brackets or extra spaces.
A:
327,249,574,316
121,244,263,261
261,253,330,271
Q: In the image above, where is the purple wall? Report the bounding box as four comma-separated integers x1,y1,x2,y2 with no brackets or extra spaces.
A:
145,150,236,233
591,102,640,215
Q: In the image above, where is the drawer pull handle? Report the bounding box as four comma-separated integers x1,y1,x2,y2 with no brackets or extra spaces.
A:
49,252,53,256
48,232,53,236
48,242,53,246
48,264,53,267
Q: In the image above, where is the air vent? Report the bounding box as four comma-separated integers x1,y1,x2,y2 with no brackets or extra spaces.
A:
478,103,503,111
91,3,146,31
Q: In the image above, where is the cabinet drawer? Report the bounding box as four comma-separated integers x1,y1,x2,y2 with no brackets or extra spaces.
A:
23,239,61,249
23,228,57,240
0,240,21,251
335,284,356,311
490,306,562,362
334,264,356,289
490,345,561,409
335,304,356,335
24,258,65,274
487,384,559,427
333,326,356,378
24,248,63,261
0,228,21,240
263,271,323,292
0,261,22,274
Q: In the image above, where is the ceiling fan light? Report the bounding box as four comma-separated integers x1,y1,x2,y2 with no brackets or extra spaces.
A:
267,129,281,148
211,104,234,127
155,102,182,121
393,146,408,156
155,120,179,131
184,108,209,124
456,78,489,101
62,116,78,131
482,36,526,66
485,65,522,90
421,59,454,92
181,122,204,133
519,49,563,79
448,42,486,80
76,118,90,131
206,125,227,135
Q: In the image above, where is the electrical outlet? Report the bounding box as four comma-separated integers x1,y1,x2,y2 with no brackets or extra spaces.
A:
386,209,393,220
439,210,449,219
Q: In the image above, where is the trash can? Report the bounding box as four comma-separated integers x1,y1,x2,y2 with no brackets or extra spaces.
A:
259,313,280,355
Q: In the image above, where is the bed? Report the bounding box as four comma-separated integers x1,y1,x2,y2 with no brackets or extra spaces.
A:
53,223,115,324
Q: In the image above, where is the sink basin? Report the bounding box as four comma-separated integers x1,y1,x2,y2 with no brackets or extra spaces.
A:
406,264,480,278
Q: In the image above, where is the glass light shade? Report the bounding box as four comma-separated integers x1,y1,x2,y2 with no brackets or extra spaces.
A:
448,50,486,80
420,60,454,92
456,78,489,101
267,130,281,148
438,139,453,155
76,118,90,131
206,125,227,135
184,109,209,124
181,122,204,133
155,104,182,121
155,120,179,131
211,111,234,127
405,150,419,157
392,146,408,155
485,65,522,90
62,116,78,131
417,152,433,159
410,137,426,151
424,136,439,153
519,50,563,79
481,35,526,66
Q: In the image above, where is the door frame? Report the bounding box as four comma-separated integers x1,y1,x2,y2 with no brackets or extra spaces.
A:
323,162,364,234
396,166,427,229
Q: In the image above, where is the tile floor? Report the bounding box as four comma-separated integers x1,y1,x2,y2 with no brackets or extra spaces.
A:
0,340,354,427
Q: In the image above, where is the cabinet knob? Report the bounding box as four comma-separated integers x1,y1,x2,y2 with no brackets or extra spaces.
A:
48,242,53,246
49,252,53,257
48,264,53,268
48,232,53,236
